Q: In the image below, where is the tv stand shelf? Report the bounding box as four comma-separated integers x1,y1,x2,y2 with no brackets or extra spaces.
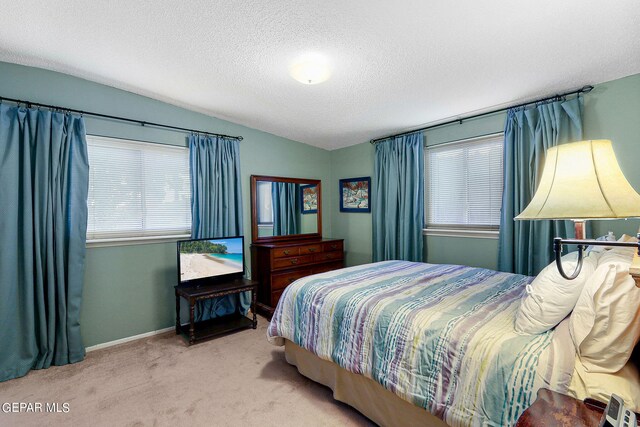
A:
174,278,258,345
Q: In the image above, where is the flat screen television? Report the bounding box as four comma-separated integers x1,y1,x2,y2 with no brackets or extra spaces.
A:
177,236,245,285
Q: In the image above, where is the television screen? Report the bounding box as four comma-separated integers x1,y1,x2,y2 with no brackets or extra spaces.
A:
178,236,244,284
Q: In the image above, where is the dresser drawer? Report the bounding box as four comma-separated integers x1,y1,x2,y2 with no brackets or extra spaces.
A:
273,247,300,258
313,251,343,263
323,241,343,252
272,255,313,269
299,244,322,255
272,269,312,291
311,261,344,275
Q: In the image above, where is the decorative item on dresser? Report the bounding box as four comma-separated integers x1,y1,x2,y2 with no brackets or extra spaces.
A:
251,238,344,317
250,174,344,317
251,175,322,241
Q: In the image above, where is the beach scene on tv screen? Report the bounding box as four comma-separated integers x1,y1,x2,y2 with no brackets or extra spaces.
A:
179,238,243,281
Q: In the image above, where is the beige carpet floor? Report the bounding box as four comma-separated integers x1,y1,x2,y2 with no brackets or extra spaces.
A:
0,316,372,427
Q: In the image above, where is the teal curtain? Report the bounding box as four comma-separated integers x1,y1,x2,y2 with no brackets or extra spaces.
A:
372,132,425,262
0,104,89,382
497,97,584,276
272,182,300,235
189,134,249,320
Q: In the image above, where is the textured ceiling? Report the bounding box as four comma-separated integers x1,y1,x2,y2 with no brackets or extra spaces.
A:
0,1,639,150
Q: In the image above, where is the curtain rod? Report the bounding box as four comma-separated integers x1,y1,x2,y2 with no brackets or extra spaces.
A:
0,95,244,141
369,85,594,144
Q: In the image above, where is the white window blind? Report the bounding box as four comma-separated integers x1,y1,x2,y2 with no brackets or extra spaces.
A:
86,135,191,240
426,134,504,229
256,181,274,225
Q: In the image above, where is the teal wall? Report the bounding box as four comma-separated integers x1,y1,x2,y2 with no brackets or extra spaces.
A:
330,143,375,266
0,61,332,347
301,212,318,234
331,73,640,271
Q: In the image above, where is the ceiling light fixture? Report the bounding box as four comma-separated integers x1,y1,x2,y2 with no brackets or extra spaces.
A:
289,53,331,85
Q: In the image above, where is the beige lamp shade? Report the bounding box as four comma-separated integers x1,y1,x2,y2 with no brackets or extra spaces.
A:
515,140,640,220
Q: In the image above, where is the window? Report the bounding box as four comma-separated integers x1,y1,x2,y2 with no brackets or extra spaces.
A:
256,181,273,225
86,135,191,242
425,133,503,238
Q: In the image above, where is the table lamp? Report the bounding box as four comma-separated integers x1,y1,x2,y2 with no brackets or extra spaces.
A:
515,140,640,279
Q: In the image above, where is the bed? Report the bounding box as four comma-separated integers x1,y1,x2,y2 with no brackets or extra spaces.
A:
267,260,640,427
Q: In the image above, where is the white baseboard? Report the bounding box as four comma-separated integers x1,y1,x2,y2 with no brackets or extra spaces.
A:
85,326,175,353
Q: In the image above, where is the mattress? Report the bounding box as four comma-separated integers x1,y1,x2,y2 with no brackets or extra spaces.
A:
284,339,448,427
268,261,576,427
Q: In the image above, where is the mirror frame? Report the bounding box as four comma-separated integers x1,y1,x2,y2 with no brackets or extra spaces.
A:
250,175,322,243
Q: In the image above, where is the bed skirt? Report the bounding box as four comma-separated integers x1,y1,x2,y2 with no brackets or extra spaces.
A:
284,339,449,427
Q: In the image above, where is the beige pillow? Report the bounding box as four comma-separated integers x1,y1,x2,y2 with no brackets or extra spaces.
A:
569,358,640,411
619,234,639,243
569,257,640,373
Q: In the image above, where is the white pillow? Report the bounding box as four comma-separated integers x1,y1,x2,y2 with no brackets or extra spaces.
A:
569,255,640,373
515,251,599,335
598,243,636,266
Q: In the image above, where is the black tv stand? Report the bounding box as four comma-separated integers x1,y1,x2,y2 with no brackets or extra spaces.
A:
174,278,258,345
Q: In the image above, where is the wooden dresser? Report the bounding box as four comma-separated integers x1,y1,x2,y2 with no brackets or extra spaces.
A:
251,238,344,317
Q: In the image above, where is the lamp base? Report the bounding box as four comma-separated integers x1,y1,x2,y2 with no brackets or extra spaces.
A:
574,220,585,240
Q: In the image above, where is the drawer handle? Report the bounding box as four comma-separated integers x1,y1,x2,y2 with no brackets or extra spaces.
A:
330,244,337,249
290,258,299,264
308,248,317,252
283,250,291,255
326,254,333,259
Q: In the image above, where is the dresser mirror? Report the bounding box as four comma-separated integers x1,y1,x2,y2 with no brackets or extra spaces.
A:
250,175,322,243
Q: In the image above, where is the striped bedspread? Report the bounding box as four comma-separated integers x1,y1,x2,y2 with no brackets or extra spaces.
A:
267,261,575,427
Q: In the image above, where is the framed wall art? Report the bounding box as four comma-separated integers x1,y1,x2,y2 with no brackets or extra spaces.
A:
300,184,318,214
339,177,371,213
